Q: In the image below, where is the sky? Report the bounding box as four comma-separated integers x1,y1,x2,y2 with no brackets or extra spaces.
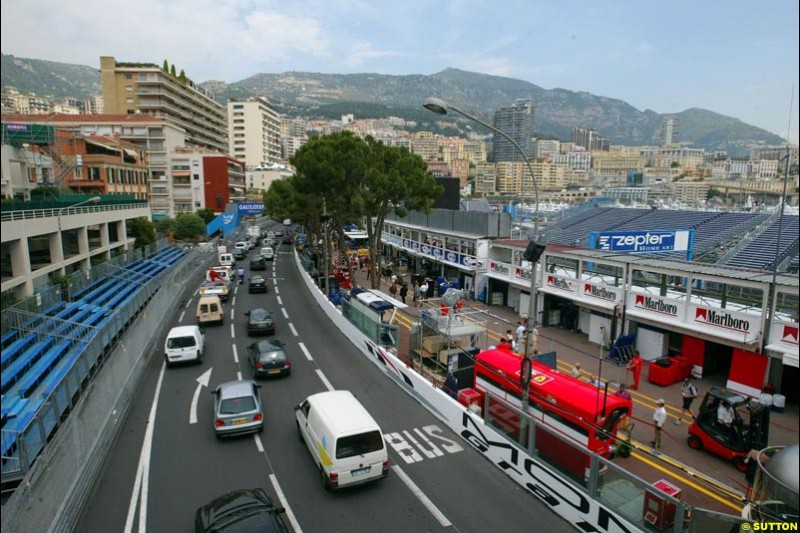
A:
2,0,798,142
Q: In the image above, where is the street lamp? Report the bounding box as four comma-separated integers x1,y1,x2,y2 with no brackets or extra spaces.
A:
424,96,545,428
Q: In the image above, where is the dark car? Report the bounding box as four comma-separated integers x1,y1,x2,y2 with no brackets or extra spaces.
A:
250,255,266,270
232,248,247,261
245,308,274,336
248,340,291,378
195,488,289,532
281,234,293,245
249,275,268,294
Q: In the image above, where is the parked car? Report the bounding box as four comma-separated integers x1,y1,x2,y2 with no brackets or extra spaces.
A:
195,488,289,533
248,340,291,378
250,256,266,271
248,275,268,294
245,308,275,335
212,380,263,437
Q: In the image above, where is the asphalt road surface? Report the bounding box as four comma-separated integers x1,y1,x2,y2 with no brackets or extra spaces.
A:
77,222,574,533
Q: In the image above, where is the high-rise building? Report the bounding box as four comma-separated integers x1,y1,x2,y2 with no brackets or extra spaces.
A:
571,128,610,151
492,99,534,162
169,147,245,214
659,117,679,146
100,56,228,153
227,97,281,168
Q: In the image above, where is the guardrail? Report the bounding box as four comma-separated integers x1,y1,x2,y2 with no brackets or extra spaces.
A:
0,203,148,222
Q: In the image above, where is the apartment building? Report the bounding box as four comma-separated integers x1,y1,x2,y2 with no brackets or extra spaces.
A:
247,165,293,193
640,146,705,171
461,140,487,164
449,159,471,185
100,56,227,153
474,162,496,195
591,151,645,178
551,150,591,172
532,139,560,158
670,182,709,204
169,147,245,214
61,135,149,199
2,113,188,219
282,137,307,160
411,133,439,161
228,97,281,167
495,161,523,193
493,99,534,162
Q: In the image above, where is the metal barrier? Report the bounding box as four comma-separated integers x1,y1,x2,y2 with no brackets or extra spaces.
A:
0,202,147,222
1,248,214,533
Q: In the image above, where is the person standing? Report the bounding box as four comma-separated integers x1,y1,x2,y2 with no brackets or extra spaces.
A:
652,399,667,453
570,362,582,379
627,352,643,390
419,280,429,305
676,379,698,425
399,283,408,304
506,330,517,352
516,321,525,345
389,282,398,298
615,383,632,400
413,282,421,307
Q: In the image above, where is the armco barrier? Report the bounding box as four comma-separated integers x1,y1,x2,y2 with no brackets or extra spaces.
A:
293,251,641,533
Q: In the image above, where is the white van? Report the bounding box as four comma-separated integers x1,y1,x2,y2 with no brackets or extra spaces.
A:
196,295,224,325
260,247,275,261
164,326,205,366
295,390,389,490
219,253,235,267
234,241,248,253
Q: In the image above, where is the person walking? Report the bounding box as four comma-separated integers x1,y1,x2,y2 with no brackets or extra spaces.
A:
413,282,421,307
676,379,698,425
506,330,517,352
516,321,525,345
652,399,667,453
399,284,408,304
627,352,643,390
389,282,398,298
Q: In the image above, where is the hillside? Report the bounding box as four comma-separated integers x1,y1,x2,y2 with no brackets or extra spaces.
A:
0,53,785,152
1,53,100,99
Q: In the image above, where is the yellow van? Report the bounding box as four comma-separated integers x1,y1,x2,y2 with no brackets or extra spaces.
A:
196,295,224,325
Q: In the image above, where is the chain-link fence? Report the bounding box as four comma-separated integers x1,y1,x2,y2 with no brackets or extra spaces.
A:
1,247,213,533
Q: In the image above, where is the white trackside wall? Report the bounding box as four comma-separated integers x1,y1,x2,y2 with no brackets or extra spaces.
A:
294,252,638,533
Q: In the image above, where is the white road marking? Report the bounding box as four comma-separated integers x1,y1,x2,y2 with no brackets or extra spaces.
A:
179,311,185,323
281,308,289,319
277,296,283,305
234,285,239,295
288,323,298,337
254,434,264,453
184,298,192,309
403,429,441,459
315,369,335,391
270,474,303,533
232,344,238,363
236,370,242,381
232,296,237,307
193,288,199,296
230,324,235,338
230,309,234,320
274,286,279,294
392,465,452,527
123,362,167,533
189,368,213,425
298,342,313,361
384,433,423,464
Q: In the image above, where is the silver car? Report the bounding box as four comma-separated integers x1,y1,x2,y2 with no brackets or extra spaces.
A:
212,380,263,437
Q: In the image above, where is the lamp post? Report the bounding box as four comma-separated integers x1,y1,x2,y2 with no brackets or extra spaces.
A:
424,96,545,432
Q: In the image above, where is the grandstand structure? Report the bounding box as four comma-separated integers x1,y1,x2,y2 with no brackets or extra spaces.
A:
1,245,187,482
541,206,799,273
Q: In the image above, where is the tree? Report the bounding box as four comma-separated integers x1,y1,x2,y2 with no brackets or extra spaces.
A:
162,59,169,72
196,208,216,225
173,213,206,241
154,218,175,237
289,132,442,288
170,64,177,77
179,69,187,84
127,217,156,248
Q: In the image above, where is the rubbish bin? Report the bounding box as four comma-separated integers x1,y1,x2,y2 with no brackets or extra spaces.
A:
772,394,785,413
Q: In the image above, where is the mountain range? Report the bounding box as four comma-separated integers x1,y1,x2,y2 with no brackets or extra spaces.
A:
1,53,785,154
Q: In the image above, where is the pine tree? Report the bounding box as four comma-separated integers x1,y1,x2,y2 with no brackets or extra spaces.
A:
162,59,169,72
170,64,177,77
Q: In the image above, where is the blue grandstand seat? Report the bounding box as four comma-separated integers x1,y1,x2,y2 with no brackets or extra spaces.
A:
14,342,72,398
1,338,56,393
1,335,37,369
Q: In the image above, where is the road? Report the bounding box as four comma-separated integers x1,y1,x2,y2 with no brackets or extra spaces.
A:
78,221,573,533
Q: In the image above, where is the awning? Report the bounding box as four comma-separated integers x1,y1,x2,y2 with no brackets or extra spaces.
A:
627,309,760,346
123,148,138,158
85,138,121,152
764,343,799,367
539,286,618,312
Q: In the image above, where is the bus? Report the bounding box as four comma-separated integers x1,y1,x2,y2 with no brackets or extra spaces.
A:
473,347,632,481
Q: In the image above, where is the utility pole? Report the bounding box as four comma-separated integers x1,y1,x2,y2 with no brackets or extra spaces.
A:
322,197,330,298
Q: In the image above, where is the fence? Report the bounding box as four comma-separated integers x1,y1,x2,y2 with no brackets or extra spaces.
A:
0,248,213,533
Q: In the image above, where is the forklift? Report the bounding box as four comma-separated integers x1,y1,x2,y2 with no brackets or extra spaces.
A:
687,387,770,471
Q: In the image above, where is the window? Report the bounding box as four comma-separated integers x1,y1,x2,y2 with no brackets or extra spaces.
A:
336,431,384,459
126,98,134,104
232,104,243,109
124,73,132,79
125,86,133,92
193,174,199,180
